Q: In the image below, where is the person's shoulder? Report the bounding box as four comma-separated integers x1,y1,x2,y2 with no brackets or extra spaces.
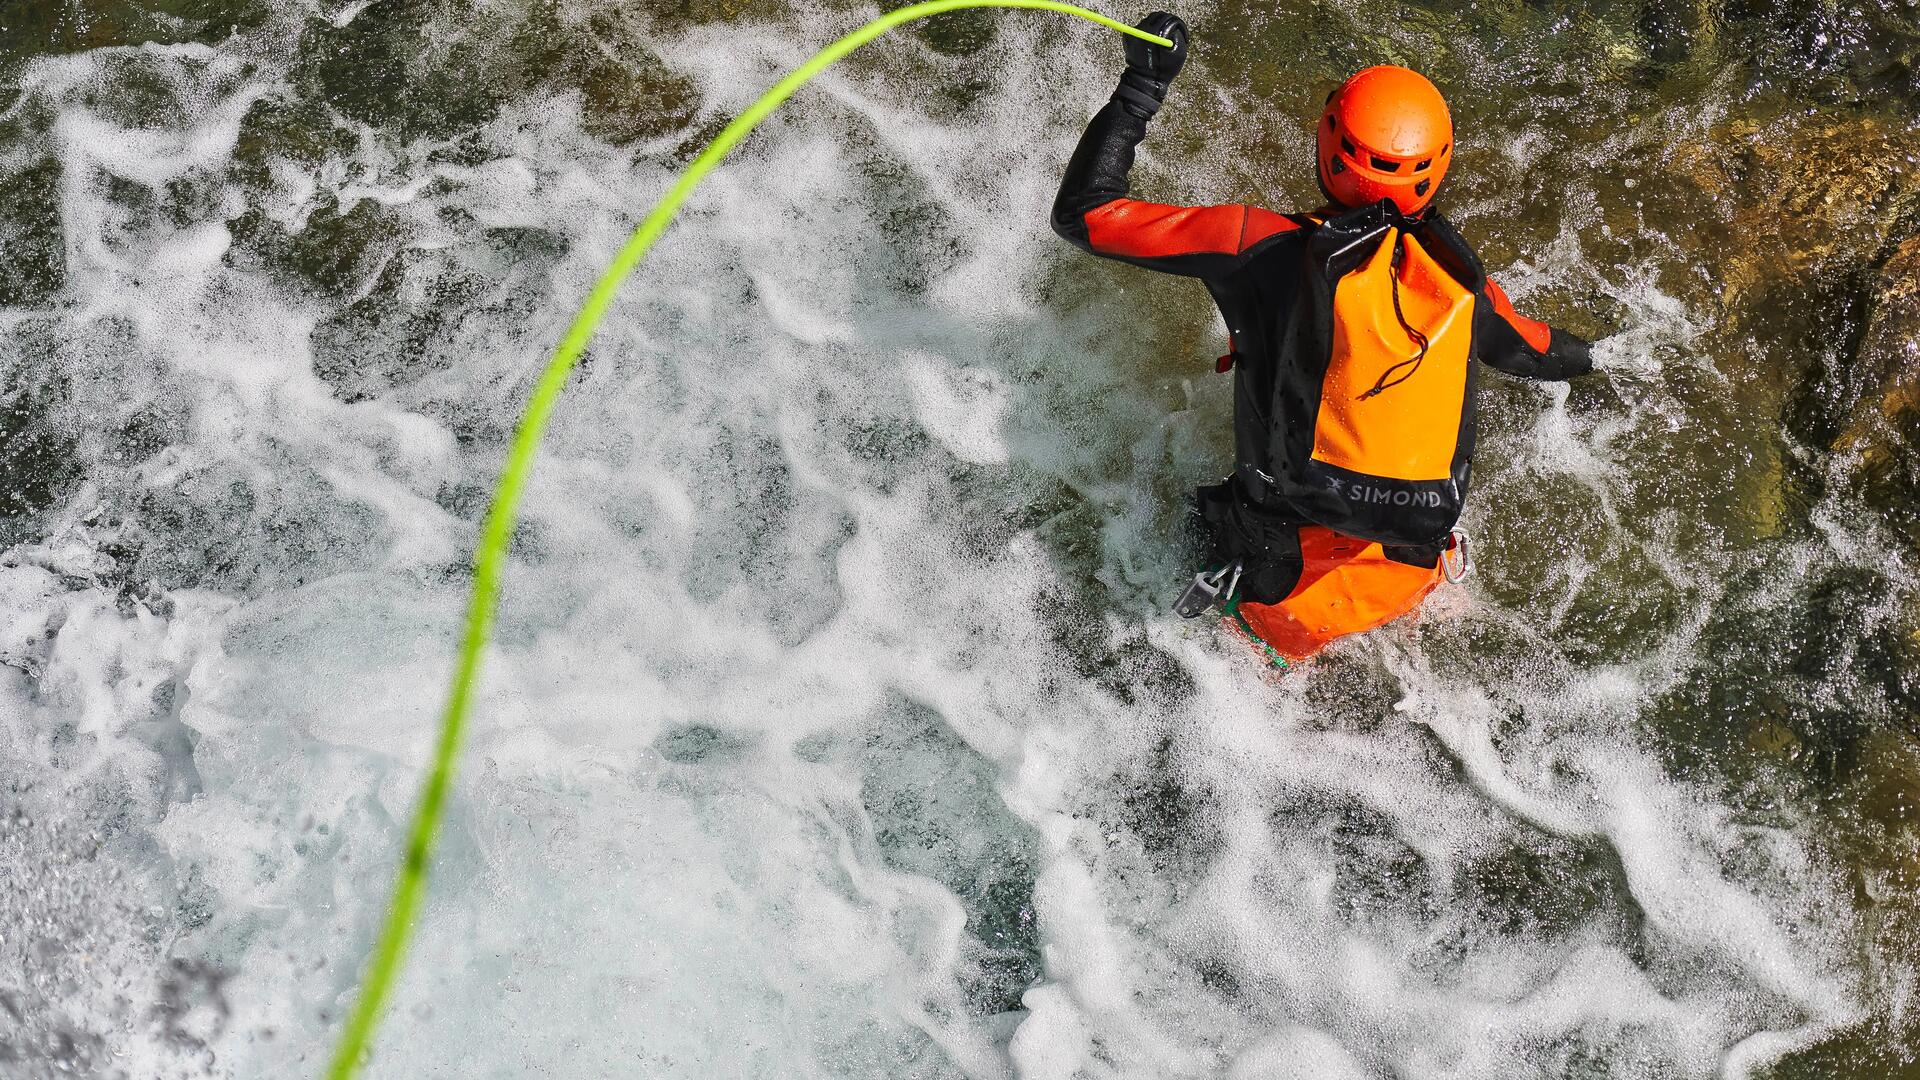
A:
1241,206,1318,249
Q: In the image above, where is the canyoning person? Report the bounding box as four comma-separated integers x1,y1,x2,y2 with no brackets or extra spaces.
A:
1052,12,1595,665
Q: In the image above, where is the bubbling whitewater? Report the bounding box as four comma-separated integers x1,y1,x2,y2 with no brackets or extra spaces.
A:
312,9,1173,1074
1,1,1914,1078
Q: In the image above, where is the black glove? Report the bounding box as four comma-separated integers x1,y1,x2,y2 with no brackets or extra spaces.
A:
1114,12,1188,119
1549,327,1594,378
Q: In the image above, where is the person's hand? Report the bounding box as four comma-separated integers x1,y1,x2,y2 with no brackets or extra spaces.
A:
1550,327,1596,378
1125,12,1189,85
1114,12,1187,118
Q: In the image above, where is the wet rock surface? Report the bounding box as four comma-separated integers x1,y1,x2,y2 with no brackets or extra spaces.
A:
1707,112,1920,319
0,0,272,63
1834,236,1920,553
288,0,700,146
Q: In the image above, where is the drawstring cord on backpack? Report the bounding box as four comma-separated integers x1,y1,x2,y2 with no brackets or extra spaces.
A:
1358,234,1429,400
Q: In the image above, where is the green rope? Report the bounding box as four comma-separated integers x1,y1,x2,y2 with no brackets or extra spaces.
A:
323,5,1170,1078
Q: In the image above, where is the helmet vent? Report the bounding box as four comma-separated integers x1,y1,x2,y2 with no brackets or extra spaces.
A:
1370,155,1401,173
1414,158,1432,172
1415,179,1431,196
1330,157,1347,175
1339,136,1356,155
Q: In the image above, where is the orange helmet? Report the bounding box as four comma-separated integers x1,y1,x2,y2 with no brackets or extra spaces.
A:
1317,66,1453,215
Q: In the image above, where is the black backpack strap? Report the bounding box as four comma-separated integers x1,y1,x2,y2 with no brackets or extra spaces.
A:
1381,540,1445,569
1408,210,1486,291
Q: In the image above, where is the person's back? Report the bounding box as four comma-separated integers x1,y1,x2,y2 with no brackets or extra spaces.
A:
1051,13,1595,664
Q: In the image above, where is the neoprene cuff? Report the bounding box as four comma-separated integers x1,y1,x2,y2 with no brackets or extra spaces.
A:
1114,71,1168,118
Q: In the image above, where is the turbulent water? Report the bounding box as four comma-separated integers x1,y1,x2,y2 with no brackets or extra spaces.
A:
3,0,1920,1077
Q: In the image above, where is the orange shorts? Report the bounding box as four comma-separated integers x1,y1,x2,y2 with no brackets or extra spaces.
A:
1230,525,1443,663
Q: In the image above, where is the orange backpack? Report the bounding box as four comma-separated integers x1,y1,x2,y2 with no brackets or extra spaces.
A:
1265,202,1486,549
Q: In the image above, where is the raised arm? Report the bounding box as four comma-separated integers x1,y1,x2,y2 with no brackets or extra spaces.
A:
1050,13,1301,278
1477,278,1594,380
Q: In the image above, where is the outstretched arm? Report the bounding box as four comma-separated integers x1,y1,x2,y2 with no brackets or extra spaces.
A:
1050,13,1301,278
1477,278,1594,380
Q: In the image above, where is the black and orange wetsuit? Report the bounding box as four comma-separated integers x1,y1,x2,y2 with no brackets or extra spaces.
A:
1052,87,1594,658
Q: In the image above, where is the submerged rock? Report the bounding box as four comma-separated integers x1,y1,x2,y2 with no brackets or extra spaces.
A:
1835,235,1920,551
1674,110,1920,321
559,6,701,147
1829,235,1920,715
1852,238,1920,430
1635,0,1719,67
0,0,271,62
1657,106,1920,546
0,155,64,309
310,225,571,403
290,0,700,147
0,100,65,310
0,327,79,544
225,193,418,303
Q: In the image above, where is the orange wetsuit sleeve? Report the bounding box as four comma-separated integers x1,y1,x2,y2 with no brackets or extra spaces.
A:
1478,277,1593,380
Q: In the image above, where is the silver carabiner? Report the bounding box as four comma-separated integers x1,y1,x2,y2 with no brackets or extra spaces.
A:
1175,558,1243,618
1442,528,1471,584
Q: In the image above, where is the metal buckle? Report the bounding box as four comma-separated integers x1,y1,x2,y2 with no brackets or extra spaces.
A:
1443,528,1471,584
1175,559,1243,618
